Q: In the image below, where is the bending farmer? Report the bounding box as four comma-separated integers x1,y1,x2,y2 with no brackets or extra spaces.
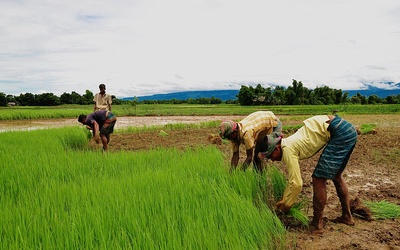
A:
257,115,357,233
219,111,282,172
78,110,117,151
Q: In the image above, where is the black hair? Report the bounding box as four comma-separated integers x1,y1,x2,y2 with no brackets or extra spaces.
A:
78,114,87,123
255,136,269,153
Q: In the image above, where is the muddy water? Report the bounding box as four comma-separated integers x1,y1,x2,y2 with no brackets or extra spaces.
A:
0,115,242,132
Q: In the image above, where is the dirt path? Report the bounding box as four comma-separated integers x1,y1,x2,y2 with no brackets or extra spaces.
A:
2,114,400,249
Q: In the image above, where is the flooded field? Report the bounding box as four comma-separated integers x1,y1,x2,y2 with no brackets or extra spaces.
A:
0,115,240,132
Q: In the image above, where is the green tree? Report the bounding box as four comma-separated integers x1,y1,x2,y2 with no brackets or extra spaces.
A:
60,92,73,104
70,91,83,104
356,93,367,105
35,93,61,106
15,93,35,106
367,94,381,104
333,89,343,104
237,85,255,106
271,86,285,105
313,86,333,105
82,90,94,105
0,92,7,106
385,95,398,104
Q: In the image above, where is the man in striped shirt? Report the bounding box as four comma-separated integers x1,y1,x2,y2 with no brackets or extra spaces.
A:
258,115,357,234
219,111,282,172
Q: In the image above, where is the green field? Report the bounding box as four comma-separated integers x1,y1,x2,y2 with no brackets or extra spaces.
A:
1,104,399,249
1,103,400,120
0,127,292,249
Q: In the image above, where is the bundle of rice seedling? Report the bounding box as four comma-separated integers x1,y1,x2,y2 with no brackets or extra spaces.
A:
364,200,400,220
266,166,309,227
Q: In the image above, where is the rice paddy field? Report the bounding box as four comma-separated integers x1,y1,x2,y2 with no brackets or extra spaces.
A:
1,104,400,249
0,127,292,249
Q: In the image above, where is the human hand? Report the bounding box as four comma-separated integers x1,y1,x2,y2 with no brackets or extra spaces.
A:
276,200,290,214
258,152,268,159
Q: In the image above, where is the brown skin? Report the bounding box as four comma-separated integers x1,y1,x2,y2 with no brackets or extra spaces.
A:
80,117,110,151
225,128,255,171
261,130,354,233
94,85,112,112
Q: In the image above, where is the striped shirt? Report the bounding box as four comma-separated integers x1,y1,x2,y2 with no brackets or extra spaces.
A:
232,111,280,152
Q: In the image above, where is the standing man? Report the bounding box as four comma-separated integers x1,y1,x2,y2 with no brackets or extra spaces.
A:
93,83,112,111
219,111,282,172
257,115,357,234
78,110,117,151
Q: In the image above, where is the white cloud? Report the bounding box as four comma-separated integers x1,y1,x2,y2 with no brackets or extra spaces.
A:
1,0,400,97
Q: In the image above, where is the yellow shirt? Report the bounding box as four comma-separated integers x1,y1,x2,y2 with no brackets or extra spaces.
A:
94,93,112,111
280,115,331,208
231,111,279,152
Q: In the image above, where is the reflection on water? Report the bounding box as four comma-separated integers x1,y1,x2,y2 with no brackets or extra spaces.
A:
0,116,238,133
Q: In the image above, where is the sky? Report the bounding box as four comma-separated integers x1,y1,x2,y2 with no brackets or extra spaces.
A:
1,0,400,98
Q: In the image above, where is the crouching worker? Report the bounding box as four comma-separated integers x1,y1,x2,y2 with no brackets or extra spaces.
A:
78,110,117,151
257,115,357,234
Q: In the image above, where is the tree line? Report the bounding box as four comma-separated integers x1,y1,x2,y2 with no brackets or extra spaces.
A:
1,79,400,107
0,90,118,107
0,90,223,107
237,80,400,106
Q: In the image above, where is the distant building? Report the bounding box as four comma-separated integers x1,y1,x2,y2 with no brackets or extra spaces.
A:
8,102,16,106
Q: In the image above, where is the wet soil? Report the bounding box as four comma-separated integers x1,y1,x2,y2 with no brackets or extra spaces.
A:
4,114,400,249
106,114,400,250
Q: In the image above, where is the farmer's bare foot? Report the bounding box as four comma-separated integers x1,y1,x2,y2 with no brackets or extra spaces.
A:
332,216,355,226
310,220,324,234
309,224,324,234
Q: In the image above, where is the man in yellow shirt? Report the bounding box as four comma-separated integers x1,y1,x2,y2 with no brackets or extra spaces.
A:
258,115,357,234
219,111,282,172
93,83,112,111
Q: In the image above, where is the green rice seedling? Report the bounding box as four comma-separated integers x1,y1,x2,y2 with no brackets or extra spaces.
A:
2,104,400,121
265,166,309,227
364,200,400,220
287,201,310,227
358,123,377,134
266,166,288,203
0,128,291,249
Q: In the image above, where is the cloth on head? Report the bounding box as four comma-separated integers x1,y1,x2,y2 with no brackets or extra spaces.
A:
260,134,283,158
219,120,237,138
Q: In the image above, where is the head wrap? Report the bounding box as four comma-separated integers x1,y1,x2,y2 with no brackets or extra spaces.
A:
259,134,283,158
219,120,237,139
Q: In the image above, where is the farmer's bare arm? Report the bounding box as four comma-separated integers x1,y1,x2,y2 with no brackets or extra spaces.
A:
243,148,253,167
92,121,101,143
231,151,239,168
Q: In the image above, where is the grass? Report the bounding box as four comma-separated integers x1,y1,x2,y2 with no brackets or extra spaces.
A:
1,103,400,120
0,127,290,249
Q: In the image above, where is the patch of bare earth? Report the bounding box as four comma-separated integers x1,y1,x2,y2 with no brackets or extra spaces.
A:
78,114,400,249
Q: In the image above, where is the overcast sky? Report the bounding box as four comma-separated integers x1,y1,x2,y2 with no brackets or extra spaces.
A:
1,0,400,98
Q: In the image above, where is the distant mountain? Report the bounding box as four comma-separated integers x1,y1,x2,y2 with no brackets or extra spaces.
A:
122,90,239,101
344,85,400,98
121,84,400,101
